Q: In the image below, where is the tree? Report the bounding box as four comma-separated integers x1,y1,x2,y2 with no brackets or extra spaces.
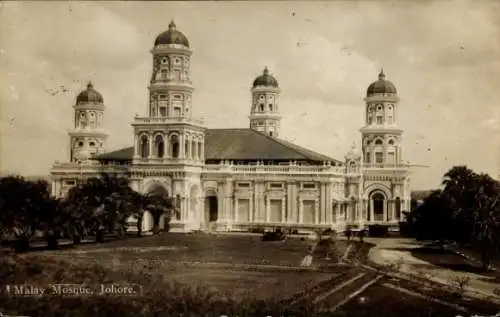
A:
412,189,454,247
441,165,477,244
469,173,500,271
144,187,174,235
0,176,55,252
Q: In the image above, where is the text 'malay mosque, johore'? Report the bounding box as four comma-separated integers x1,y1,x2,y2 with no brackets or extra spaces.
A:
50,21,411,233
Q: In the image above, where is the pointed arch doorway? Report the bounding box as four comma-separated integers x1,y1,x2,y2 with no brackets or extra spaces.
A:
204,189,218,232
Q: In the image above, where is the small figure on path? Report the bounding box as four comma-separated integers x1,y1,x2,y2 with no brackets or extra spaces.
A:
345,227,352,243
359,228,366,243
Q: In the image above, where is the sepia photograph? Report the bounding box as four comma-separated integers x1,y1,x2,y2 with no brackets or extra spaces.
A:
0,1,499,316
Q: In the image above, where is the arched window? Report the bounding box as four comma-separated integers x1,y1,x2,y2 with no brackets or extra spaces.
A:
185,140,190,158
155,135,164,158
169,136,179,158
260,104,264,112
388,139,394,145
89,142,95,147
269,104,273,111
140,135,149,159
395,197,402,220
375,139,383,145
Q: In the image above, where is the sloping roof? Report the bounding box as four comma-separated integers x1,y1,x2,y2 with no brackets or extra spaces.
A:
205,129,338,162
95,128,340,163
94,147,134,161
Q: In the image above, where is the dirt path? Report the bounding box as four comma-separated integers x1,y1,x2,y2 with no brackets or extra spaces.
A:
367,238,500,301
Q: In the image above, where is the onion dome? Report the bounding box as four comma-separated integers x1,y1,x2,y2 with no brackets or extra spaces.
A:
366,69,397,97
154,20,189,47
252,67,279,88
76,81,103,104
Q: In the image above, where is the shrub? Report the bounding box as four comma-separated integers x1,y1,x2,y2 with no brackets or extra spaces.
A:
368,225,389,237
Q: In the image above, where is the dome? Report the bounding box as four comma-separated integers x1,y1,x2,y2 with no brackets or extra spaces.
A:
252,67,279,88
154,20,189,48
366,69,397,97
76,81,103,104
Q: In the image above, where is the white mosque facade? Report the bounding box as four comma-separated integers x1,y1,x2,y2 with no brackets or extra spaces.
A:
50,22,411,233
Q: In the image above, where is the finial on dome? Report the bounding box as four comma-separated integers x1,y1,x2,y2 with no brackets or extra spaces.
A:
169,20,176,30
378,68,386,80
87,81,93,89
263,67,269,75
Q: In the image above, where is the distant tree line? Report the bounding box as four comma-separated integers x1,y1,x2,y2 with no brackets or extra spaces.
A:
401,165,500,272
0,173,175,252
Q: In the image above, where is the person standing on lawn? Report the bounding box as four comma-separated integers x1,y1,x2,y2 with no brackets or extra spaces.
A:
359,228,366,243
345,227,352,243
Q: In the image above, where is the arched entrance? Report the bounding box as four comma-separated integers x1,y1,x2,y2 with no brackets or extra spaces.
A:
204,189,218,232
395,197,401,221
145,184,170,232
370,191,385,222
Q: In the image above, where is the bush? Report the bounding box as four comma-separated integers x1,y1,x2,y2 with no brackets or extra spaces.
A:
368,225,389,237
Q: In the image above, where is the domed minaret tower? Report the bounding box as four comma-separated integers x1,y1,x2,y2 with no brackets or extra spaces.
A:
132,20,205,165
359,69,410,225
249,67,281,137
360,69,402,166
69,81,108,163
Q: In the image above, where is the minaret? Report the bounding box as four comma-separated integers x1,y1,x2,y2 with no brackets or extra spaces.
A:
249,67,281,137
360,69,403,166
132,20,205,165
69,81,108,163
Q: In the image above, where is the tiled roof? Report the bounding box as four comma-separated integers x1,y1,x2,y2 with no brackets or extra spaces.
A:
95,128,340,163
94,147,134,161
205,129,338,162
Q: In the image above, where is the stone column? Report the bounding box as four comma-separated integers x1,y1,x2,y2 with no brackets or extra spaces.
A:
320,182,326,224
287,182,293,222
298,198,303,223
266,196,270,222
370,199,374,222
326,182,333,224
148,133,154,159
224,180,233,222
314,198,319,224
281,197,286,223
234,197,239,222
217,181,224,222
133,134,140,159
249,195,254,223
179,132,185,159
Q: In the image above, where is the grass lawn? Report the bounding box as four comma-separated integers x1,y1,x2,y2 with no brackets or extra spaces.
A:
42,233,349,267
29,233,349,301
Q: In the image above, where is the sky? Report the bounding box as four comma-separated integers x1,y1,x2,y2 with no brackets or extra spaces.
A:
0,1,499,190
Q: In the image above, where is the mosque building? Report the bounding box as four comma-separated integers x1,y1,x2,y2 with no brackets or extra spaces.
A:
50,21,411,233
